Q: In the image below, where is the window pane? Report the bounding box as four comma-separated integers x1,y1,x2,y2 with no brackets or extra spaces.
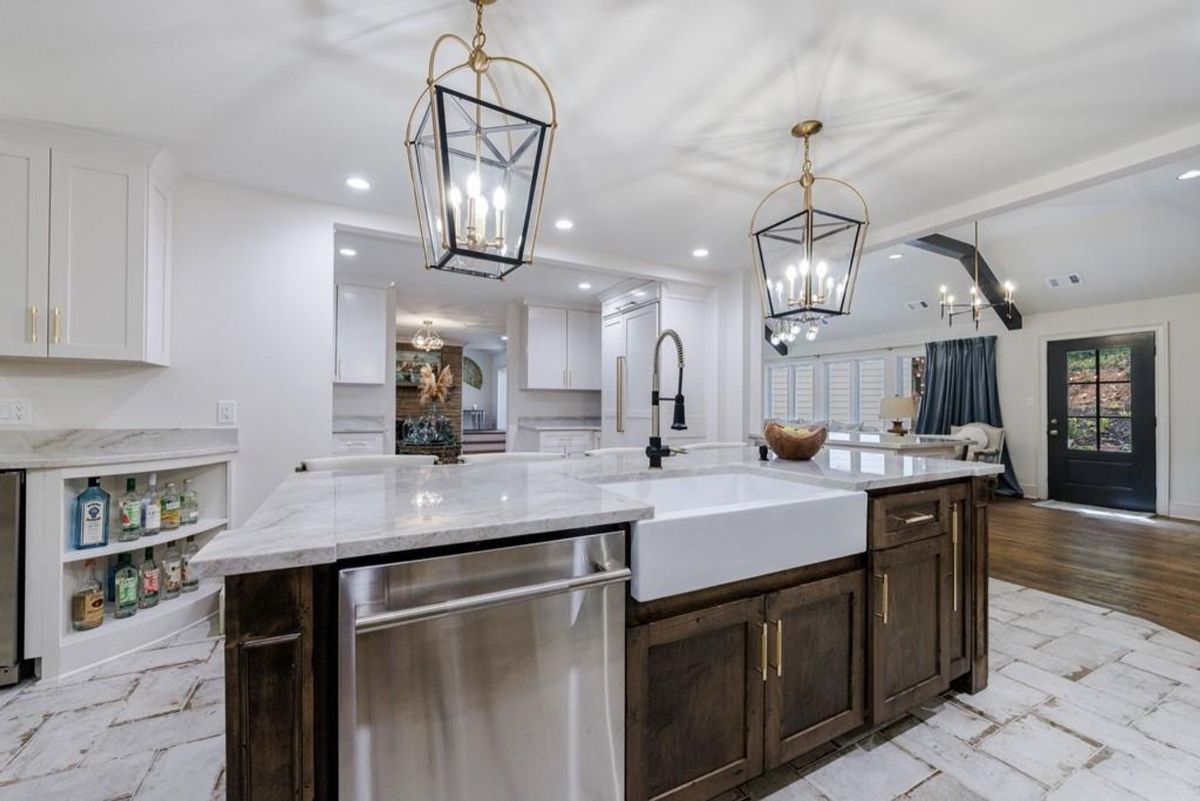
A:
826,362,852,423
794,364,815,421
767,366,789,419
1067,384,1096,416
1099,383,1131,416
1067,418,1097,451
1067,350,1096,383
857,359,886,429
1099,347,1131,381
1099,417,1132,453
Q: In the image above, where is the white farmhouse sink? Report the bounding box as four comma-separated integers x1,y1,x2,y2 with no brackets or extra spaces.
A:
600,471,867,601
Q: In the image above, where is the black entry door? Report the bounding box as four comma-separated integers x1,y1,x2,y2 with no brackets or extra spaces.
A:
1047,333,1156,512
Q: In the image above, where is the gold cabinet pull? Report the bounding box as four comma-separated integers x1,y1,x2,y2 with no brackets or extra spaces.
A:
759,622,768,682
875,573,890,625
901,512,935,526
52,307,61,344
774,619,783,677
952,502,960,613
615,356,626,433
29,306,38,343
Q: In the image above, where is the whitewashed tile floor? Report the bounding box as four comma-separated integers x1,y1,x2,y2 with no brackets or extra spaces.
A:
1,579,1198,800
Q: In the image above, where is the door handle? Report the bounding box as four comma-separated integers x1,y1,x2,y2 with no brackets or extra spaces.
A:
1048,429,1059,436
759,622,769,682
770,619,783,677
616,356,626,433
875,572,889,625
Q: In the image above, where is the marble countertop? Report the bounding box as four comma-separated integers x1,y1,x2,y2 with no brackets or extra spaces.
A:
822,431,969,451
0,428,239,469
332,415,388,434
191,444,1001,579
516,416,602,431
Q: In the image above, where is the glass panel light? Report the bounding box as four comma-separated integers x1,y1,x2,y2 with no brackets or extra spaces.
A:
405,0,557,280
751,120,869,343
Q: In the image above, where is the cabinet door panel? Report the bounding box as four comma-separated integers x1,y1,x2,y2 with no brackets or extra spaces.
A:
0,140,49,357
622,303,659,444
334,284,387,385
870,535,952,725
627,596,764,801
525,306,567,389
566,309,600,390
765,570,866,767
601,314,625,444
49,150,147,361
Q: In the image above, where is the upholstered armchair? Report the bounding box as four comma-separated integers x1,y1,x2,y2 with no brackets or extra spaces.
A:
950,422,1006,463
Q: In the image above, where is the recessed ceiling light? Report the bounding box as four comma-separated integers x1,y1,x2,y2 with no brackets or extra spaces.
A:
555,218,574,230
345,176,371,191
1178,169,1200,181
692,248,709,258
578,282,592,290
888,253,904,260
500,335,508,341
338,248,357,257
633,290,645,297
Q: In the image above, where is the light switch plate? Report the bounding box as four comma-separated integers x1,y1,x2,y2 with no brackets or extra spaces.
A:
0,400,32,425
217,400,237,425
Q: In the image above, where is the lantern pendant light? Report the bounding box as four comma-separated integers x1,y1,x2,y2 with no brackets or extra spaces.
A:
750,120,870,343
405,0,558,280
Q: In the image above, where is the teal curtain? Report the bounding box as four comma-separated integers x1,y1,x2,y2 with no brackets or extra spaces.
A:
915,335,1022,496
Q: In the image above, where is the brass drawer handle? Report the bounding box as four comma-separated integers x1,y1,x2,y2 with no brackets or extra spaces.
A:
774,619,783,677
900,512,935,526
875,572,890,625
760,622,768,682
952,502,960,612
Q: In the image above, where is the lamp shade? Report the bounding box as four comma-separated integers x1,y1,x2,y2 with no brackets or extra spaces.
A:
879,396,916,421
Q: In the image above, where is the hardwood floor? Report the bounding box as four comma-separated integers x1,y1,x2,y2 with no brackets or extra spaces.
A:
990,498,1200,640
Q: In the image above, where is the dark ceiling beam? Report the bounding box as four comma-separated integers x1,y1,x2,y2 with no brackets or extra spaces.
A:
910,234,1023,330
765,325,788,356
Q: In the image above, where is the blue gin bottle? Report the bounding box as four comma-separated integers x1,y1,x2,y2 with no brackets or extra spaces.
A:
73,477,110,549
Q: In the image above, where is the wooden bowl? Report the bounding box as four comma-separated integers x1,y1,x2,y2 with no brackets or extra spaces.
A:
763,423,827,461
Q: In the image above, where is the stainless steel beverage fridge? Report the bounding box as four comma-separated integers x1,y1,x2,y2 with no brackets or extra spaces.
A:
0,471,24,687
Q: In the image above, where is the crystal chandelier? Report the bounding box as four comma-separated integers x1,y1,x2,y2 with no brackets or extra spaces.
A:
938,221,1016,328
405,0,557,280
412,320,444,352
751,120,870,344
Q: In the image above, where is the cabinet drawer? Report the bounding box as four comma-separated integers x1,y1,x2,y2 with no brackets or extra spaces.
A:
869,487,949,549
332,432,385,455
538,430,593,452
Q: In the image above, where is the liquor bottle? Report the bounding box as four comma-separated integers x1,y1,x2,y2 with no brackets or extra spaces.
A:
113,553,139,619
160,482,181,531
181,535,200,593
142,474,162,536
162,541,183,600
73,477,110,549
180,479,200,525
71,560,104,631
138,547,160,609
118,477,142,542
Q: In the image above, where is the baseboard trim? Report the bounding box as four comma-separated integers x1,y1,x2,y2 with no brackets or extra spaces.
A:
1168,502,1200,522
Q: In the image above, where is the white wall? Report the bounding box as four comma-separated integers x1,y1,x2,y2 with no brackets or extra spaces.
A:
0,178,401,523
461,347,500,429
777,292,1200,519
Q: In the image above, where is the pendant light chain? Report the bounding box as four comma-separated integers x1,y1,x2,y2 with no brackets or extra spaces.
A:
472,0,487,54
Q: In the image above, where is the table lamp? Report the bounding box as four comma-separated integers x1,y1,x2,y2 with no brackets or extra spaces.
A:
879,396,916,436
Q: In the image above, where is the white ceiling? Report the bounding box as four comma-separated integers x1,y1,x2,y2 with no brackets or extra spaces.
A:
5,0,1200,278
334,230,626,344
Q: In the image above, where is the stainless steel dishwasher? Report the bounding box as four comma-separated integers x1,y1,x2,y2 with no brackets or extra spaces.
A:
339,530,628,801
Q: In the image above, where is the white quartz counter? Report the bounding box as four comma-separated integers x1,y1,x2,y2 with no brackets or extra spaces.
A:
191,445,1002,579
0,428,239,469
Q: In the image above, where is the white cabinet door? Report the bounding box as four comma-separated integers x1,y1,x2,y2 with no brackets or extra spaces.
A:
565,310,601,390
601,314,625,445
48,151,148,361
0,140,49,357
335,284,387,385
525,306,567,389
623,303,659,445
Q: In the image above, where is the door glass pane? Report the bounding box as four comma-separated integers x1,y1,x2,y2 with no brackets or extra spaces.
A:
1099,347,1132,381
1067,350,1096,383
1067,384,1096,416
1099,383,1131,416
1099,417,1132,453
1067,418,1097,451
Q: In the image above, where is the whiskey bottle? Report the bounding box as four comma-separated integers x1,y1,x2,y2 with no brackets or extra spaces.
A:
71,560,104,631
73,478,110,550
118,477,142,542
138,547,160,609
113,553,139,619
180,478,200,525
181,535,200,593
160,482,181,531
142,474,162,536
162,541,183,600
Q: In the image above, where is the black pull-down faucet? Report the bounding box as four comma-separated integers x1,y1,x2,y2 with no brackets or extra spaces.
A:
647,329,687,468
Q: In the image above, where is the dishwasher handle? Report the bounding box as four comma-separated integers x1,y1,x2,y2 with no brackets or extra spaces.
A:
355,563,631,634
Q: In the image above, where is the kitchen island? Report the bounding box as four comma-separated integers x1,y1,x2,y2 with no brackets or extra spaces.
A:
192,446,1002,801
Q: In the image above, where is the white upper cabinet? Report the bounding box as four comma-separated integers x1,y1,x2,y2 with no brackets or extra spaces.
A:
335,283,388,385
0,121,174,365
0,139,49,358
524,305,600,390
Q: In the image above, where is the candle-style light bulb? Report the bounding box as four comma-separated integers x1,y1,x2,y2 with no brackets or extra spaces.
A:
939,285,948,296
799,259,810,276
492,187,507,245
466,172,481,199
476,196,489,243
816,261,828,279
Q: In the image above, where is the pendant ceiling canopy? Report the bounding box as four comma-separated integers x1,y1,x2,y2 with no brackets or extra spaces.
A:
405,0,558,280
750,120,869,343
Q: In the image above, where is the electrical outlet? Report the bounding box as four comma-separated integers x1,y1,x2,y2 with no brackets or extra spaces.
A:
217,400,237,425
0,400,32,425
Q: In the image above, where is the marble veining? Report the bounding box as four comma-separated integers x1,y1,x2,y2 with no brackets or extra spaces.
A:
191,446,1001,579
516,416,602,431
0,428,238,469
